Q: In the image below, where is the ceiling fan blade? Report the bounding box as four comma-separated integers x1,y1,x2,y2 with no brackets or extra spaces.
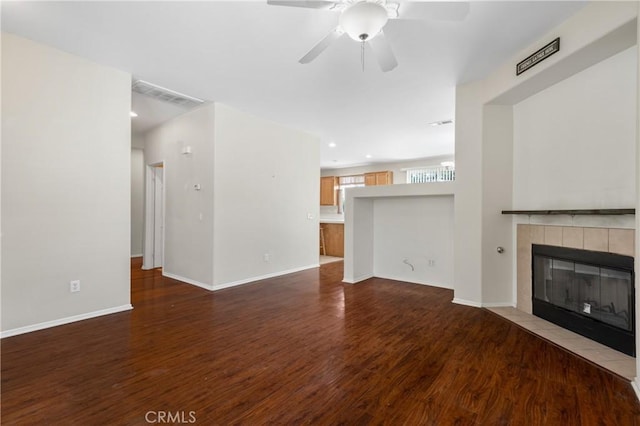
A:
267,0,337,10
399,1,470,21
299,28,343,64
368,31,398,72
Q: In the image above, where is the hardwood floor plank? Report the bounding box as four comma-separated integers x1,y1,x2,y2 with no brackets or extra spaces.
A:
2,258,639,424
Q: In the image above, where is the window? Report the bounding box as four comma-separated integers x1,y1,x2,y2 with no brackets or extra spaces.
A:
406,165,455,183
338,175,365,211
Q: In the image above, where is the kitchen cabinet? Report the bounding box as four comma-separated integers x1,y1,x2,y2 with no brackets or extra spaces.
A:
320,176,338,206
364,171,393,186
320,223,344,257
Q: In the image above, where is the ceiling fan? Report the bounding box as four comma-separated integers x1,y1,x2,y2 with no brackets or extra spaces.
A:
267,0,469,72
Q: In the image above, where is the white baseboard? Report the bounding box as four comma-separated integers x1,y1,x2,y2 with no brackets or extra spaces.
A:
452,298,482,308
1,304,133,339
343,273,374,284
482,302,516,308
164,265,320,292
372,273,453,290
162,272,214,291
632,378,640,401
211,264,318,291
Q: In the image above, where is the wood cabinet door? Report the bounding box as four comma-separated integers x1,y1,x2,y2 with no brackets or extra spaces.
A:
320,176,337,205
364,173,377,186
322,224,344,257
365,171,393,186
375,171,391,185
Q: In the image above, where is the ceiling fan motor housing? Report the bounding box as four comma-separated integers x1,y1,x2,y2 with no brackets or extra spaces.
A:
339,1,389,42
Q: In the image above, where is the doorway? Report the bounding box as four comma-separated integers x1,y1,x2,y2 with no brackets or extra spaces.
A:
143,163,164,270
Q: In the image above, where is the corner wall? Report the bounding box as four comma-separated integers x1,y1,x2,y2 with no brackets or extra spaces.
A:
454,2,638,307
131,148,145,257
144,105,216,288
1,33,132,335
212,104,320,288
373,195,454,288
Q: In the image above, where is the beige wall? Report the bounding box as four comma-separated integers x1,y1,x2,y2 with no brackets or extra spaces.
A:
1,33,132,334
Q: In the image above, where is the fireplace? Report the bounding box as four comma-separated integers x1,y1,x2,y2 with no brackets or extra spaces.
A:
532,244,635,356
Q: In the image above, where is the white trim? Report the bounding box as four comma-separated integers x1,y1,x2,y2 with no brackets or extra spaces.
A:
452,298,482,308
131,254,143,258
163,264,320,292
372,274,453,289
211,264,319,291
482,302,516,308
143,162,165,270
162,272,214,291
632,379,640,401
1,304,133,338
343,273,374,284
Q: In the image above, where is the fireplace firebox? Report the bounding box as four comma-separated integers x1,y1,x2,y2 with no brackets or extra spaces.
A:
532,244,635,356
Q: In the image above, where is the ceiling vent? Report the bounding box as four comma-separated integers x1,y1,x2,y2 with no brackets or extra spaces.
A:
132,80,204,109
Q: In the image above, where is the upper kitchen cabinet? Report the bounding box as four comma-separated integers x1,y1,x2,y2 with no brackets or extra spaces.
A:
364,171,393,186
320,176,338,205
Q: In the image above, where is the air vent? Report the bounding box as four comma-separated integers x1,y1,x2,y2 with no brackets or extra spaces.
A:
132,80,204,109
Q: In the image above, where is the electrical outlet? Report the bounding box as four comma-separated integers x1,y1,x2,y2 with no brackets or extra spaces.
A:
70,280,81,293
428,259,436,267
583,303,591,314
263,253,270,262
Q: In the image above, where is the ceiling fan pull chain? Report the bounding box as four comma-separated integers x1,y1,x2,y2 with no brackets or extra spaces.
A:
361,40,365,72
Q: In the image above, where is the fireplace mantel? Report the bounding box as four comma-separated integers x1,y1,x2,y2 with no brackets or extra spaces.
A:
502,209,635,216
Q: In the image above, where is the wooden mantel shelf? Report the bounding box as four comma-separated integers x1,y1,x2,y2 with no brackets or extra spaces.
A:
501,209,635,216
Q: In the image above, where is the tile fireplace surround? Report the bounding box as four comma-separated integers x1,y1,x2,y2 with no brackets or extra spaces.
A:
516,224,635,313
507,224,636,379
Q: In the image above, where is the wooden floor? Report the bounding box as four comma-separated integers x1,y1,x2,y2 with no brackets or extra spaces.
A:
3,259,640,425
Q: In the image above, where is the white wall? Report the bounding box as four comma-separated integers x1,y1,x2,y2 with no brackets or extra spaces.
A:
144,105,216,287
144,103,320,290
373,195,454,288
513,46,637,210
212,104,320,288
132,133,145,149
454,2,638,307
481,106,514,305
131,148,145,256
1,33,132,334
343,182,454,284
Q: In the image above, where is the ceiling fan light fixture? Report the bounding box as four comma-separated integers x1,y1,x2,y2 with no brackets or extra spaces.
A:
339,1,389,41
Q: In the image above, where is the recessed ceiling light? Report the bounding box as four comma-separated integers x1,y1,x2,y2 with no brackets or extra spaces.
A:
328,142,337,148
365,154,372,159
130,111,138,118
429,119,453,127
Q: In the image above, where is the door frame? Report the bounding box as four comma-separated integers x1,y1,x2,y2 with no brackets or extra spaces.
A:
142,162,165,270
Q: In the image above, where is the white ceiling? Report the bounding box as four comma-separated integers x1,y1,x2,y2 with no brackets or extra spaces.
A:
1,1,586,168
